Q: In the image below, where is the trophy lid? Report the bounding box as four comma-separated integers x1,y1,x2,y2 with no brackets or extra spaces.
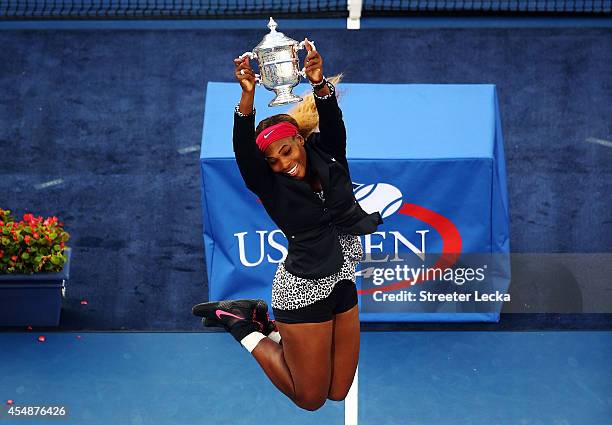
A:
254,17,298,51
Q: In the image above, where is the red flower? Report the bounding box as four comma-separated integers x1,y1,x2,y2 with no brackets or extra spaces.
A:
60,242,65,248
0,250,3,258
23,213,34,222
0,220,3,226
33,233,39,239
11,255,17,261
24,235,31,245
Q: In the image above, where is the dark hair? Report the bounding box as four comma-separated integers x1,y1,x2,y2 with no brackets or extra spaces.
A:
255,114,303,140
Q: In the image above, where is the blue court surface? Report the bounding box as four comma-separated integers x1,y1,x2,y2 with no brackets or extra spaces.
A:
1,331,610,424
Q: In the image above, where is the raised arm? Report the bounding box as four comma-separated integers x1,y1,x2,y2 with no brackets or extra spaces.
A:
313,82,346,160
303,40,347,160
232,57,275,200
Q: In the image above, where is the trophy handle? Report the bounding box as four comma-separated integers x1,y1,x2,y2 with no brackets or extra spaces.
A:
297,39,316,52
238,51,262,86
239,51,255,60
297,39,316,79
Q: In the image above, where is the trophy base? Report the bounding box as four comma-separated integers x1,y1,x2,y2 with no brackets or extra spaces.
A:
269,86,303,107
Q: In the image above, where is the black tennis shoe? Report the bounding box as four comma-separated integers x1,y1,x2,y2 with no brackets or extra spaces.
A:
192,299,271,342
193,299,269,333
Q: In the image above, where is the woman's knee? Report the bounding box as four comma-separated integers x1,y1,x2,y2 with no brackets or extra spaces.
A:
295,392,328,411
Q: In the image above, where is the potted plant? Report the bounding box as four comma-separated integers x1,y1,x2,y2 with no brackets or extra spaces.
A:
0,208,71,327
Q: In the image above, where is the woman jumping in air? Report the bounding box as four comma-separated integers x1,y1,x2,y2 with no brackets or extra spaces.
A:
193,40,383,411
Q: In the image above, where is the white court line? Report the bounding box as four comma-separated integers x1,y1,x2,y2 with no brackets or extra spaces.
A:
345,365,358,425
177,145,200,154
35,178,64,189
585,137,612,148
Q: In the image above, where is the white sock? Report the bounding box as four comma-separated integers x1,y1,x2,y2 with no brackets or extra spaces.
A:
267,331,282,344
240,331,266,353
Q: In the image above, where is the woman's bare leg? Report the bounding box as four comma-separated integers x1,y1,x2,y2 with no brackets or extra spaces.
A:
327,304,360,401
250,320,333,411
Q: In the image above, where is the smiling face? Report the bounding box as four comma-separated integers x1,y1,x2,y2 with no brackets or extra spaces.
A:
263,134,308,180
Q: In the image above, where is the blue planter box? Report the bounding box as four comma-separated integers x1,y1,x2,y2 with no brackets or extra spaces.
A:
0,248,71,327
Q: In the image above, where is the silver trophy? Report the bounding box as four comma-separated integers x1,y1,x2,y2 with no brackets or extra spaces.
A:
240,17,316,107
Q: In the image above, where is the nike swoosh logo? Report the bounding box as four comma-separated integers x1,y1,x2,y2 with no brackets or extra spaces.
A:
263,129,276,139
215,309,245,320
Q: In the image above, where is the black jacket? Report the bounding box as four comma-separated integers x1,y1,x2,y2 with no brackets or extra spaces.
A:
232,84,383,279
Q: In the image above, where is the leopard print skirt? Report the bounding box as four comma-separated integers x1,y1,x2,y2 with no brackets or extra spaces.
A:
271,232,363,310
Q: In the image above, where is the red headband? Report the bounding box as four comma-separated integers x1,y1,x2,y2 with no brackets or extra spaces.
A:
256,122,299,153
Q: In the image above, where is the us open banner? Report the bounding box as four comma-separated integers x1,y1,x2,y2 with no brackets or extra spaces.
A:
200,82,510,322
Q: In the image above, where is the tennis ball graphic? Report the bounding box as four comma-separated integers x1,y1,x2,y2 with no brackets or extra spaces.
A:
353,183,403,219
